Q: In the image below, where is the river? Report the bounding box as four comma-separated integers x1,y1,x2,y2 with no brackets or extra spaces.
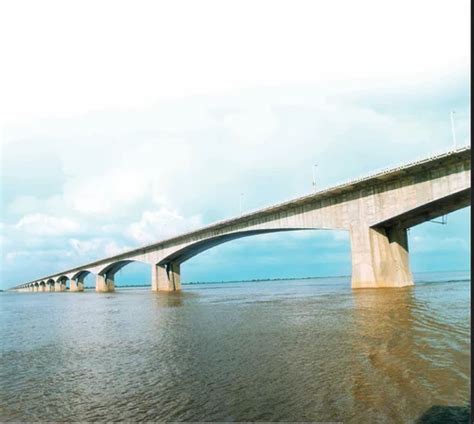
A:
0,271,470,422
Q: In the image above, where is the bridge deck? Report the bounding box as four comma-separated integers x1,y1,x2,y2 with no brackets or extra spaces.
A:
12,146,471,288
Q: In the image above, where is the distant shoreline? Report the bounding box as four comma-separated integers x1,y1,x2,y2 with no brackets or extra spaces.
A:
4,269,469,291
81,269,470,289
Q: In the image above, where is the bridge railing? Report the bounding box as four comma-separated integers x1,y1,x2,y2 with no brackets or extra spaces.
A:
317,144,471,193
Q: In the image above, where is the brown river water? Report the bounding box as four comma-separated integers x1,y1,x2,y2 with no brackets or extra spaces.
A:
0,271,470,423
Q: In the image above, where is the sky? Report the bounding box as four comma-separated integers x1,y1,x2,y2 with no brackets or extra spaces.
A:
0,0,470,289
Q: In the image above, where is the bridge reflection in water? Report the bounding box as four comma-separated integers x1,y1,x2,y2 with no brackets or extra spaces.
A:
350,286,470,422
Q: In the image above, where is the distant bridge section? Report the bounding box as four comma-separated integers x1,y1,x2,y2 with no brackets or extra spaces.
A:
11,147,470,292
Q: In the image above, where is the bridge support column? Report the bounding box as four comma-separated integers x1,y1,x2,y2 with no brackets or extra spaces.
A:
54,282,65,292
152,263,181,291
350,224,413,289
69,279,84,292
96,274,115,292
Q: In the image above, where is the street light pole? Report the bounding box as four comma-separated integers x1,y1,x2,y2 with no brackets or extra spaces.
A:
239,193,243,215
312,164,318,193
450,110,457,150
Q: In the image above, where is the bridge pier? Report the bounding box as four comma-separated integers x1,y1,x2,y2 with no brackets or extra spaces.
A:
350,224,413,289
69,279,84,292
96,274,115,292
152,263,181,291
54,282,65,292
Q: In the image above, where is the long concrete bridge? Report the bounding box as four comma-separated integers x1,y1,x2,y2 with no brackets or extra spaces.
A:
11,147,470,293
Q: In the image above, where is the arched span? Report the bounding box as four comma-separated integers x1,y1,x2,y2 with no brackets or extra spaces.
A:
71,270,94,283
98,259,150,277
158,228,313,265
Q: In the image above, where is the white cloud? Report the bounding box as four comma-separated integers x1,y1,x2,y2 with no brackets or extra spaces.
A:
104,241,129,257
15,214,80,236
64,169,148,216
69,237,131,259
69,238,103,256
126,208,202,244
6,194,64,217
0,0,469,125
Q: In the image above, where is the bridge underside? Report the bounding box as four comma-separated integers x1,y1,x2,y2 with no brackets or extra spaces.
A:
376,188,470,229
351,188,470,289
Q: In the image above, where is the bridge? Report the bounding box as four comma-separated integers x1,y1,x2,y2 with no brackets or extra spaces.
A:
11,147,470,293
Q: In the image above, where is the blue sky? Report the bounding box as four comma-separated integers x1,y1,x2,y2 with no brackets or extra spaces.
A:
0,0,470,288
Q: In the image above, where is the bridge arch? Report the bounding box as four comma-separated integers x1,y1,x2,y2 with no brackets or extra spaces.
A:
97,260,140,277
45,279,54,292
71,270,94,282
57,276,69,291
69,270,95,292
158,229,306,265
45,279,56,292
153,228,319,291
96,259,151,292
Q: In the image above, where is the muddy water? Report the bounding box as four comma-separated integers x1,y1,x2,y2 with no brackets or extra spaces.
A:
0,272,470,422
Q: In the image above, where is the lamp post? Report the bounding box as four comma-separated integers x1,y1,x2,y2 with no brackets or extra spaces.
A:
312,164,318,193
239,193,244,215
450,110,457,150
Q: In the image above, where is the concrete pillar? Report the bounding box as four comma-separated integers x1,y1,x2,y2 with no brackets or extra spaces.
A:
96,274,115,292
350,224,413,289
152,262,181,291
69,279,84,292
39,284,46,292
54,282,65,292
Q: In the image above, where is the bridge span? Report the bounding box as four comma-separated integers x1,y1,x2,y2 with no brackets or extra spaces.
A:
11,147,470,292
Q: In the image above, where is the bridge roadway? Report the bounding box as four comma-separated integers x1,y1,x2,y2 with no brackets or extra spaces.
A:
11,147,471,292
